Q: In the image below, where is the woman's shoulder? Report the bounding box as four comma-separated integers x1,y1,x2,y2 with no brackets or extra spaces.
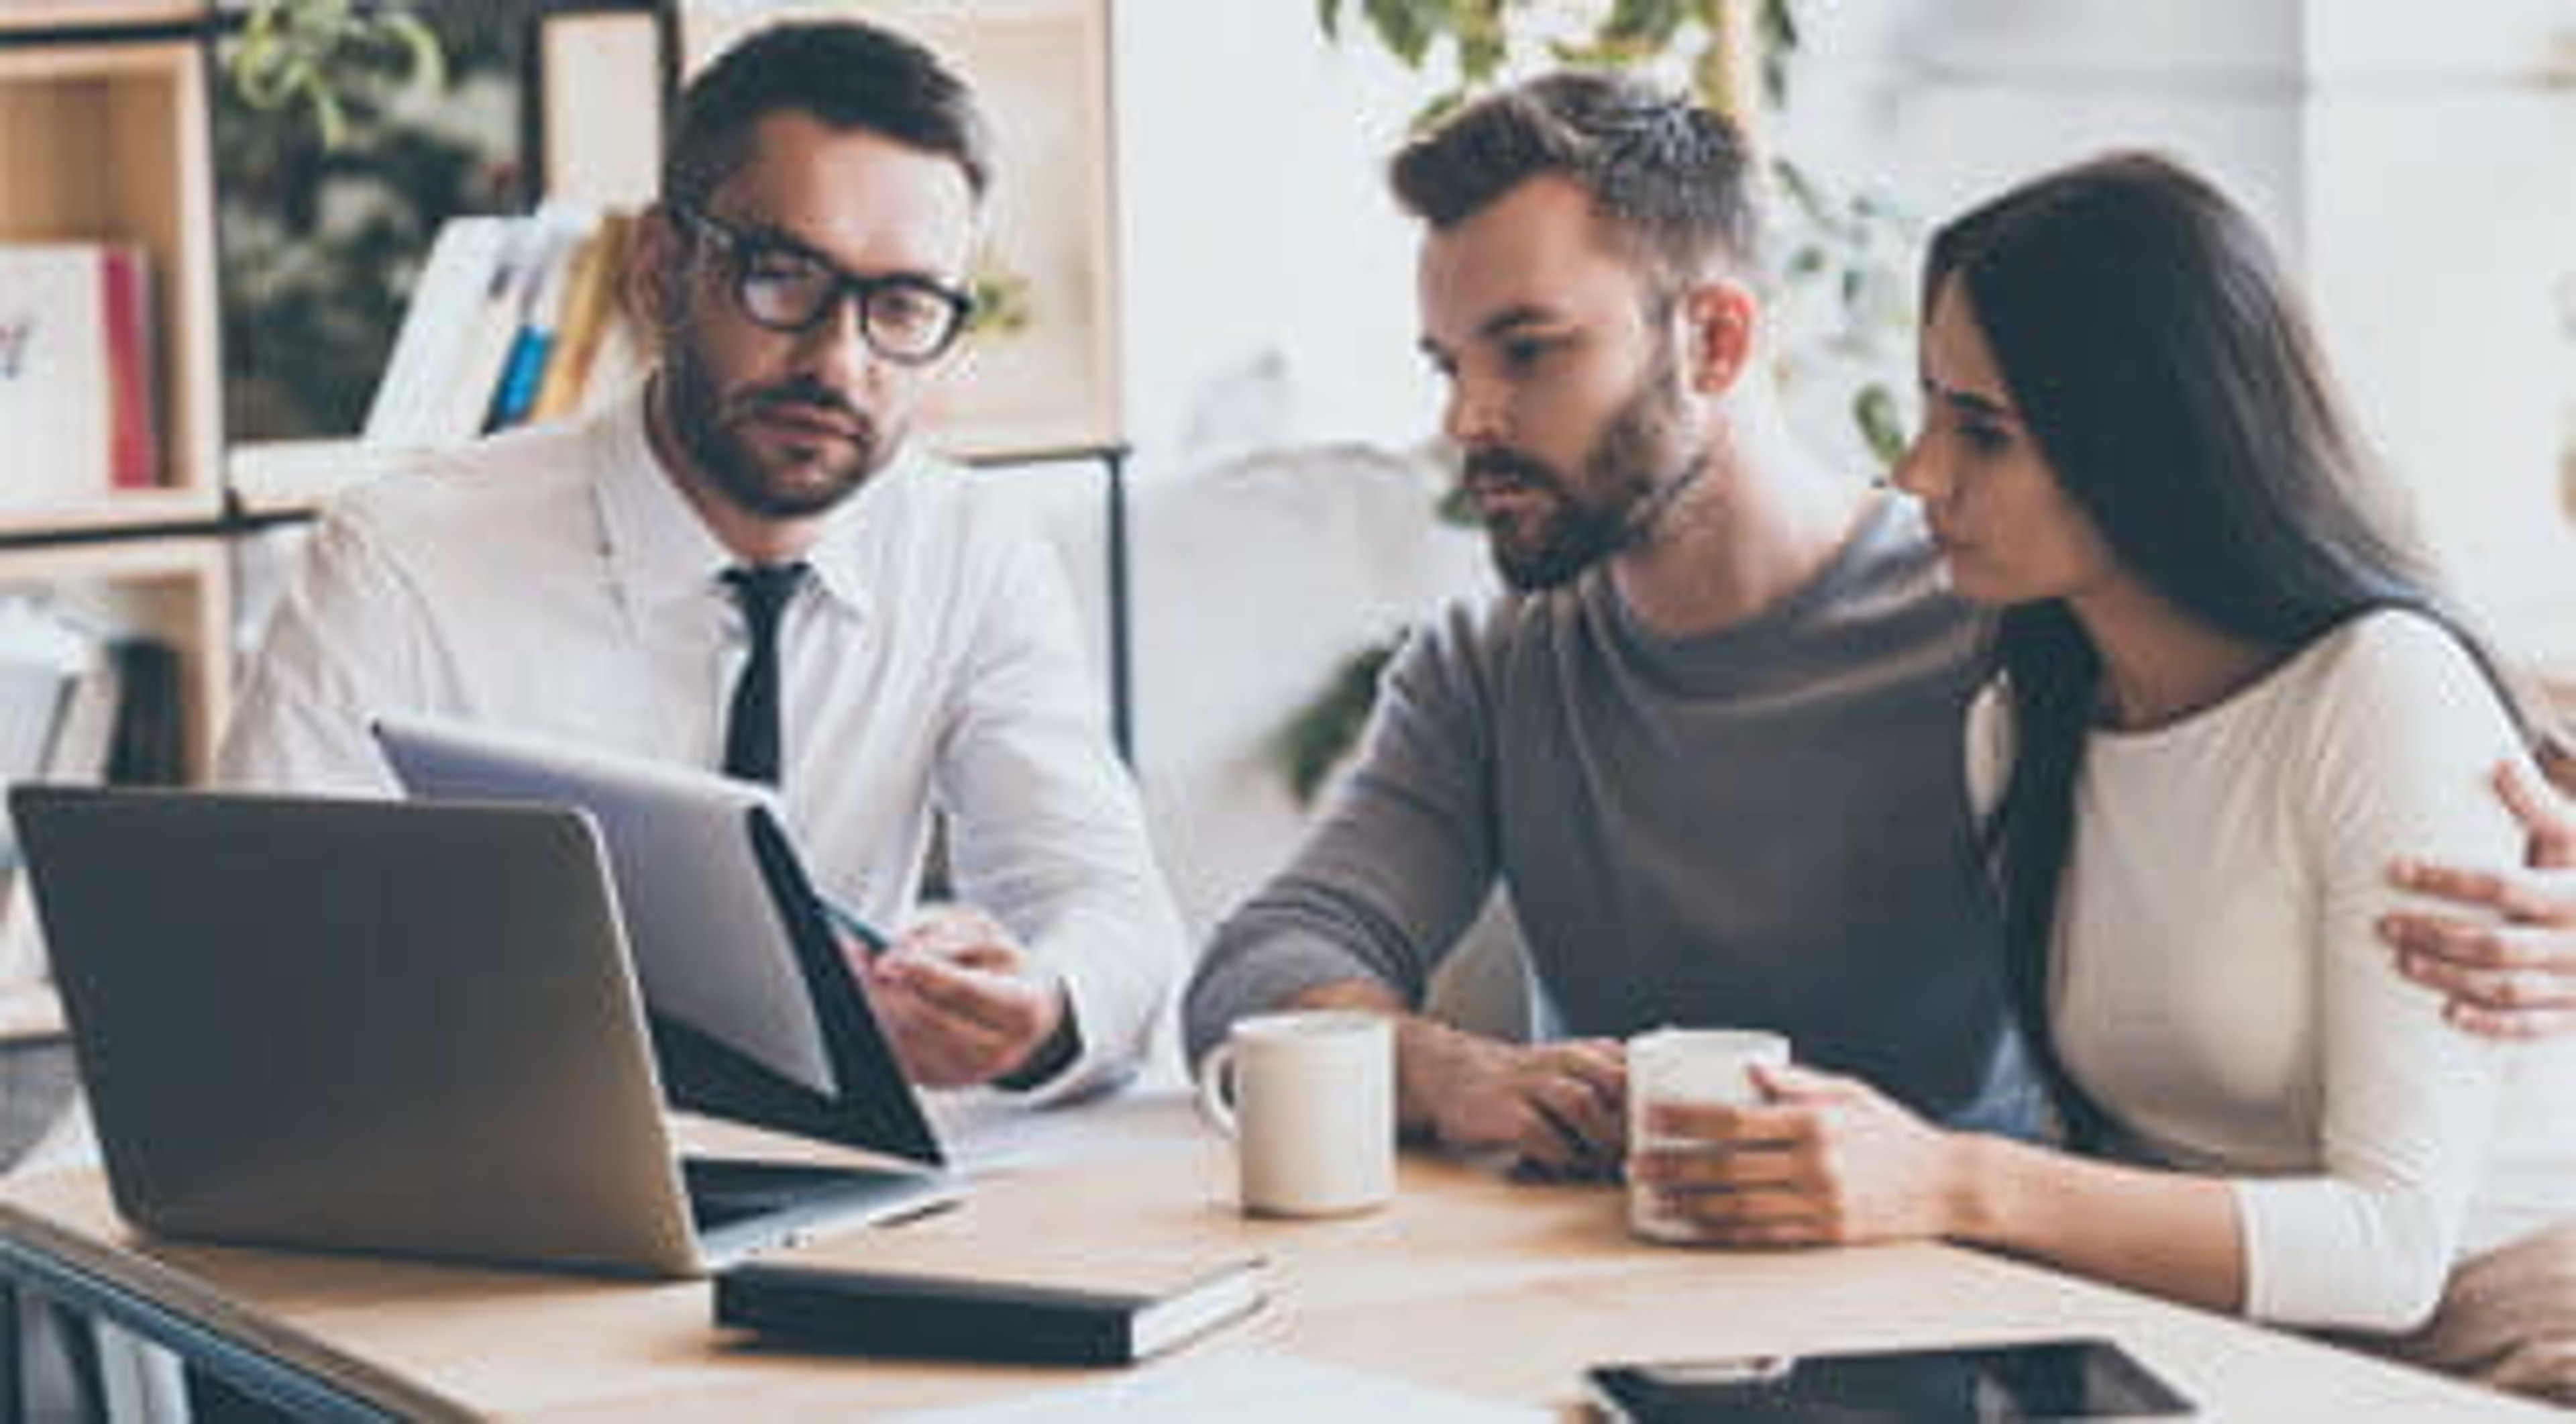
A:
2286,607,2526,802
2300,607,2503,723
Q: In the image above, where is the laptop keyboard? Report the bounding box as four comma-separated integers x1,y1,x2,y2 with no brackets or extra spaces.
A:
682,1156,922,1233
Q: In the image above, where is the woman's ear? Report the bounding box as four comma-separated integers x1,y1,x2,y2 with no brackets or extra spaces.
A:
1679,280,1761,396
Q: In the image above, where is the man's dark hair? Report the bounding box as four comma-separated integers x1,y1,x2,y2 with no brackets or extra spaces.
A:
662,20,992,212
1389,69,1761,285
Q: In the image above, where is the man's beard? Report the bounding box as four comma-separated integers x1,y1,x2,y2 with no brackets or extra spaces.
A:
661,336,893,520
1467,346,1705,592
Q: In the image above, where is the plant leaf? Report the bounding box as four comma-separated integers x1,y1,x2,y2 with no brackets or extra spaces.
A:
1772,154,1831,226
1602,0,1687,47
383,12,445,94
1275,641,1403,805
1693,38,1743,118
1854,383,1907,469
1759,0,1796,109
311,76,348,151
1364,0,1442,69
1410,87,1470,134
1455,0,1507,84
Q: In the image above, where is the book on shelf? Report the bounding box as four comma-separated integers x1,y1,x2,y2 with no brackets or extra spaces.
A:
529,212,637,425
713,1252,1269,1366
479,217,590,434
364,207,641,450
402,216,544,448
101,249,160,490
101,638,182,789
0,599,93,857
0,244,160,506
362,217,512,450
0,601,158,990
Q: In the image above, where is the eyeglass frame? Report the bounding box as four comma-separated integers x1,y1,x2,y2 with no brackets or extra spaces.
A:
669,205,978,366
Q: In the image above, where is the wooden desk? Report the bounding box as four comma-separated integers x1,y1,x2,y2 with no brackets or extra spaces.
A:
0,1095,2548,1419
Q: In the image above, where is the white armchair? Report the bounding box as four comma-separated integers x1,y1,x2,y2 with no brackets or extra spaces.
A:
1122,442,1531,1041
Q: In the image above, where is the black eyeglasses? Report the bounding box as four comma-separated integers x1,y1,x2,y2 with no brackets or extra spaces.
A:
673,206,976,365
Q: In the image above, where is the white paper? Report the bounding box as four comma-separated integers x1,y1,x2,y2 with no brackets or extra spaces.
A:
894,1349,1542,1424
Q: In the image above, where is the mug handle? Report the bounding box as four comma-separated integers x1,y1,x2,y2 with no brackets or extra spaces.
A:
1195,1042,1241,1137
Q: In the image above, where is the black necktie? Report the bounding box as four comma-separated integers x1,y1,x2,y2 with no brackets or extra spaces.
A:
720,562,809,784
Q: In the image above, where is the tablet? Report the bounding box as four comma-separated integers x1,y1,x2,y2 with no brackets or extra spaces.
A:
370,713,940,1166
1585,1337,2194,1421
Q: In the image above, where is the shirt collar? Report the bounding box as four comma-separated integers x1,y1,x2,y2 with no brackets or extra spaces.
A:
592,383,914,627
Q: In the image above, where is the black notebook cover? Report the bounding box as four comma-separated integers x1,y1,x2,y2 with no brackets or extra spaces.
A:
659,807,940,1166
714,1256,1267,1366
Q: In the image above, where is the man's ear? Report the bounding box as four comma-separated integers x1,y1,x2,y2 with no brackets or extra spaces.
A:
1678,280,1760,397
623,203,689,338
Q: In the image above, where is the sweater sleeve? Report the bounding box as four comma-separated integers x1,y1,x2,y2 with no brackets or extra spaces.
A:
2229,613,2528,1330
1181,601,1504,1068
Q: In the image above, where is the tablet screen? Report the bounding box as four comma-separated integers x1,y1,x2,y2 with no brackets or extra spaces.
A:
372,713,941,1166
1587,1337,2193,1421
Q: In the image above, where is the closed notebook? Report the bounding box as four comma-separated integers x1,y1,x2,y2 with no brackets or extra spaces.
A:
712,1254,1267,1366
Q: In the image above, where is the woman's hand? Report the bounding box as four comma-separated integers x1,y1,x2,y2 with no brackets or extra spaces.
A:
1627,1063,1970,1248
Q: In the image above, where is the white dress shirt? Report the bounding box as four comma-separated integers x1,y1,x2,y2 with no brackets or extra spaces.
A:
219,388,1184,1099
1974,610,2576,1331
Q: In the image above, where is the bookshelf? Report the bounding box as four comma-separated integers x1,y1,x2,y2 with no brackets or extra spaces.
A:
0,5,229,784
0,23,223,526
0,537,231,778
0,2,200,28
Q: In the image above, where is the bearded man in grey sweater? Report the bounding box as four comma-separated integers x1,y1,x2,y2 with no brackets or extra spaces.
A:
1183,72,2033,1175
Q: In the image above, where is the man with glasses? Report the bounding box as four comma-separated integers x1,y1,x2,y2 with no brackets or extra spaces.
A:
222,20,1183,1101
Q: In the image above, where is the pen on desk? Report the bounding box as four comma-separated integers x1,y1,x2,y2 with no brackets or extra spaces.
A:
818,895,889,959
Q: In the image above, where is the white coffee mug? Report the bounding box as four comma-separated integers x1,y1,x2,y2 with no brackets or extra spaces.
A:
1196,1010,1396,1217
1624,1027,1791,1243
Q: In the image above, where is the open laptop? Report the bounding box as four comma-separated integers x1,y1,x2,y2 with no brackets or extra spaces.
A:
368,713,942,1162
9,786,958,1278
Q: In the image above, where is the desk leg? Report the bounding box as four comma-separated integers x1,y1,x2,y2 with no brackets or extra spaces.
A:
0,1278,17,1424
0,1239,395,1421
0,1286,111,1424
60,1311,107,1422
1104,447,1134,764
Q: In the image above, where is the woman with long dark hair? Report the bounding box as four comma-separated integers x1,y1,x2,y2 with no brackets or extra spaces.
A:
1633,152,2576,1392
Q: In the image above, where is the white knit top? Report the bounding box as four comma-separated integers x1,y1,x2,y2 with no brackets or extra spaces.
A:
1976,609,2576,1330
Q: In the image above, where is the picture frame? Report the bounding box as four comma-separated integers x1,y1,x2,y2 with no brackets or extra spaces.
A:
678,0,1124,461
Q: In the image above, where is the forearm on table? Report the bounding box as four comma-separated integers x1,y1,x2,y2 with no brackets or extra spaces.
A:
1283,978,1503,1137
1181,879,1450,1066
1949,1134,2247,1315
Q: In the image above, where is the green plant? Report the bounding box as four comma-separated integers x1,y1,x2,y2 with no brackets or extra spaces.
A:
969,260,1036,341
232,0,444,150
217,14,515,439
1320,0,1792,128
1274,642,1400,805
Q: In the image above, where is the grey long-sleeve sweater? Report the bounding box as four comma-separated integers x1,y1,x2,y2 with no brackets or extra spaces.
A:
1184,496,2037,1131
